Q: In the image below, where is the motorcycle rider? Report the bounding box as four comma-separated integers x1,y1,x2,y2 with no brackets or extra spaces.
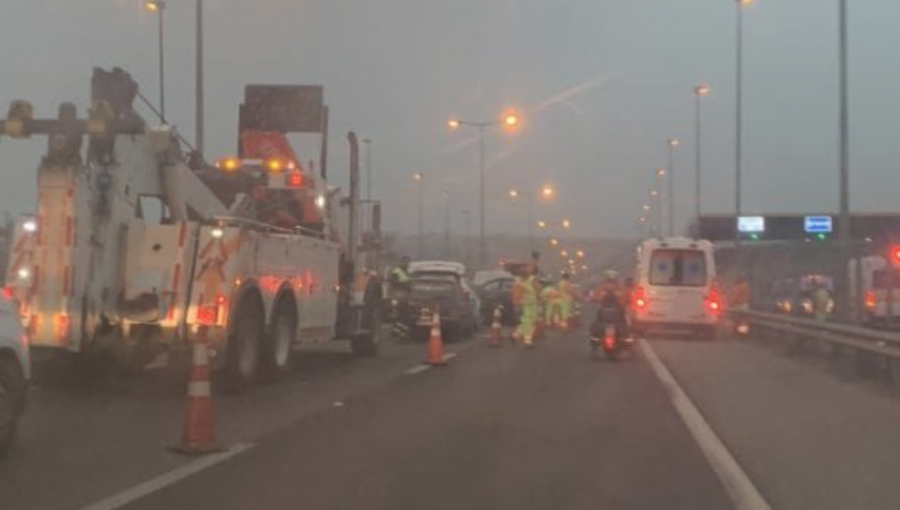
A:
591,271,629,340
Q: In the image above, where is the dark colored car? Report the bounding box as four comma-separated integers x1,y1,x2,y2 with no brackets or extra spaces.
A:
408,277,476,342
476,277,517,326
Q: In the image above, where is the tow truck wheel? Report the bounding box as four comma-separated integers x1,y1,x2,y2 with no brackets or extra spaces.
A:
223,300,263,393
0,357,26,455
262,306,295,379
351,304,381,357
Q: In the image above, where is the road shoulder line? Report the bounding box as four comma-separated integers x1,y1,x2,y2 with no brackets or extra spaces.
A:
640,339,774,510
75,443,254,510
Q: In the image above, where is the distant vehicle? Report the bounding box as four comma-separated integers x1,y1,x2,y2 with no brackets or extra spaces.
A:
631,237,721,339
795,274,835,319
408,277,476,342
0,295,30,455
476,275,516,325
409,260,481,330
473,269,513,288
850,256,900,327
768,278,799,314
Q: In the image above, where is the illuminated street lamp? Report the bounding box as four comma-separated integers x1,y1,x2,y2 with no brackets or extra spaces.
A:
144,0,167,121
576,250,585,259
537,220,547,229
447,108,523,266
541,184,556,200
550,238,559,246
562,219,571,230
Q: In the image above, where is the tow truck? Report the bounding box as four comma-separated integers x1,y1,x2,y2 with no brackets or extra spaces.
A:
1,68,382,388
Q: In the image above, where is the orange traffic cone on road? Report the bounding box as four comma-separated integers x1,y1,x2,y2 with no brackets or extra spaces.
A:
490,306,503,347
172,327,222,455
426,309,447,366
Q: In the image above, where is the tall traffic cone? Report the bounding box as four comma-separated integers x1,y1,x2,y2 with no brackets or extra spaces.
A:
171,327,222,455
426,308,447,366
490,305,503,347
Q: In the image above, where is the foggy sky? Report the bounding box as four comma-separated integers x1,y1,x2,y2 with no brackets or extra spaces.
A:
1,0,899,239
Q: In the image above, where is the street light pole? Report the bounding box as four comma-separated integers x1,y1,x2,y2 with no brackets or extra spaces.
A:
195,0,204,157
414,173,425,258
838,0,852,319
156,3,166,121
734,0,749,265
144,1,167,121
447,111,521,269
443,190,451,256
694,84,710,233
364,138,373,206
655,169,665,237
667,138,679,236
478,125,486,268
527,194,535,251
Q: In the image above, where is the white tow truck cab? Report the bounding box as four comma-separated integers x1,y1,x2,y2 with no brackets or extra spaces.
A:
850,255,900,327
631,237,721,340
1,69,381,386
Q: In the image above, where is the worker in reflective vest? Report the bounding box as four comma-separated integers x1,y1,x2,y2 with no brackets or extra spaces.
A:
540,284,560,328
389,257,412,340
558,273,573,330
512,264,539,348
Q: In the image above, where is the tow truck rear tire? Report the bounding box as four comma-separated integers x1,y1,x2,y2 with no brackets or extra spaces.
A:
351,306,381,357
223,299,263,393
261,305,296,379
0,357,26,456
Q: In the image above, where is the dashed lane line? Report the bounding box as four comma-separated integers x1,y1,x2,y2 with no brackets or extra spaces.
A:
75,443,254,510
404,351,460,375
640,339,774,510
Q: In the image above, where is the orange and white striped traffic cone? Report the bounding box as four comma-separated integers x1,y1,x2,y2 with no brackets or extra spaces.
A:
490,305,503,348
171,327,222,455
426,308,447,366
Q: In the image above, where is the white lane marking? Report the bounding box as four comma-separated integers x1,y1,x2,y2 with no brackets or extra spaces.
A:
75,443,254,510
640,340,774,510
405,364,430,375
404,351,460,375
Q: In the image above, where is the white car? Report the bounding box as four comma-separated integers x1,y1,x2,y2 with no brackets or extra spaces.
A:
631,237,721,339
0,295,30,455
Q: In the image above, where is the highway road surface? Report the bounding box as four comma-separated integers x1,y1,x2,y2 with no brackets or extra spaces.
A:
4,318,900,510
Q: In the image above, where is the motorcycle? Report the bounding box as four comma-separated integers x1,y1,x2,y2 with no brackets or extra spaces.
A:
590,305,632,361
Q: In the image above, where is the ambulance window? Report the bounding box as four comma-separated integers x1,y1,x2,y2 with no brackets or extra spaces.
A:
137,195,170,225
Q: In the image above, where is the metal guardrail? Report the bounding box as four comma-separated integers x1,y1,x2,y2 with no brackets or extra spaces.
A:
738,309,900,360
